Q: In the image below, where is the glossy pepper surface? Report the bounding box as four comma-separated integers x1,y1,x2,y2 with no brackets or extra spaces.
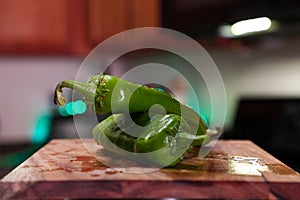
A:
54,73,210,166
93,112,207,166
54,73,207,135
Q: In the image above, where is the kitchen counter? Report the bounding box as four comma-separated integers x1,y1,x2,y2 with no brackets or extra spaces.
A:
1,139,299,199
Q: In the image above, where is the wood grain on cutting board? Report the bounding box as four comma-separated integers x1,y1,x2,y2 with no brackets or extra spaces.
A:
1,139,299,199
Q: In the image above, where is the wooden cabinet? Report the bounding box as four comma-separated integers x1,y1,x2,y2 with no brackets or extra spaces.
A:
85,0,161,51
0,0,160,55
0,0,70,54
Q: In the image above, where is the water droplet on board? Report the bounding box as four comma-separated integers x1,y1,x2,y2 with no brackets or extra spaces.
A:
105,168,118,174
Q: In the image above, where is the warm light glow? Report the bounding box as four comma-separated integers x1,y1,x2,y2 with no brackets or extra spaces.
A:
231,17,272,36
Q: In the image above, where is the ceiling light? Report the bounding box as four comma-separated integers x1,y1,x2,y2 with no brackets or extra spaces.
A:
218,17,274,38
231,17,272,36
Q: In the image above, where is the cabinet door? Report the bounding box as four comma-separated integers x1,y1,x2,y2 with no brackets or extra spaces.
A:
88,0,127,44
0,0,161,54
88,0,160,45
0,0,66,53
131,0,160,28
0,0,89,54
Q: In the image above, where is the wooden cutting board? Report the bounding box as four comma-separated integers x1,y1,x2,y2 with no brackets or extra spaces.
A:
1,139,299,199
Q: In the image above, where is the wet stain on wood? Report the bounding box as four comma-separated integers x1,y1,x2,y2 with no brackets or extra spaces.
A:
90,174,101,177
166,152,272,176
70,156,107,172
105,168,120,175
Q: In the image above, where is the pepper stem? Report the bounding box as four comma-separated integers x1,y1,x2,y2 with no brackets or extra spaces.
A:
54,80,97,106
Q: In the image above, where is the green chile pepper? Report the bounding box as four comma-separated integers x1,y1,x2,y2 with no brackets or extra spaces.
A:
92,113,189,152
54,73,207,135
54,73,210,166
92,112,207,166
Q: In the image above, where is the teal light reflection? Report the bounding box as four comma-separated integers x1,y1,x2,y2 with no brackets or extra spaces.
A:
58,100,86,117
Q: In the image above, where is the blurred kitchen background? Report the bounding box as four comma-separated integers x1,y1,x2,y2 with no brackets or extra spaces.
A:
1,0,300,177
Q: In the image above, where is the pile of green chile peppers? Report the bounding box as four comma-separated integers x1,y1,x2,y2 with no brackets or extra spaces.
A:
54,73,211,167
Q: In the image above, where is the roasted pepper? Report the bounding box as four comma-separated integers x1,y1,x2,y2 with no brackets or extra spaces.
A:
92,112,207,166
54,73,207,135
54,73,209,166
